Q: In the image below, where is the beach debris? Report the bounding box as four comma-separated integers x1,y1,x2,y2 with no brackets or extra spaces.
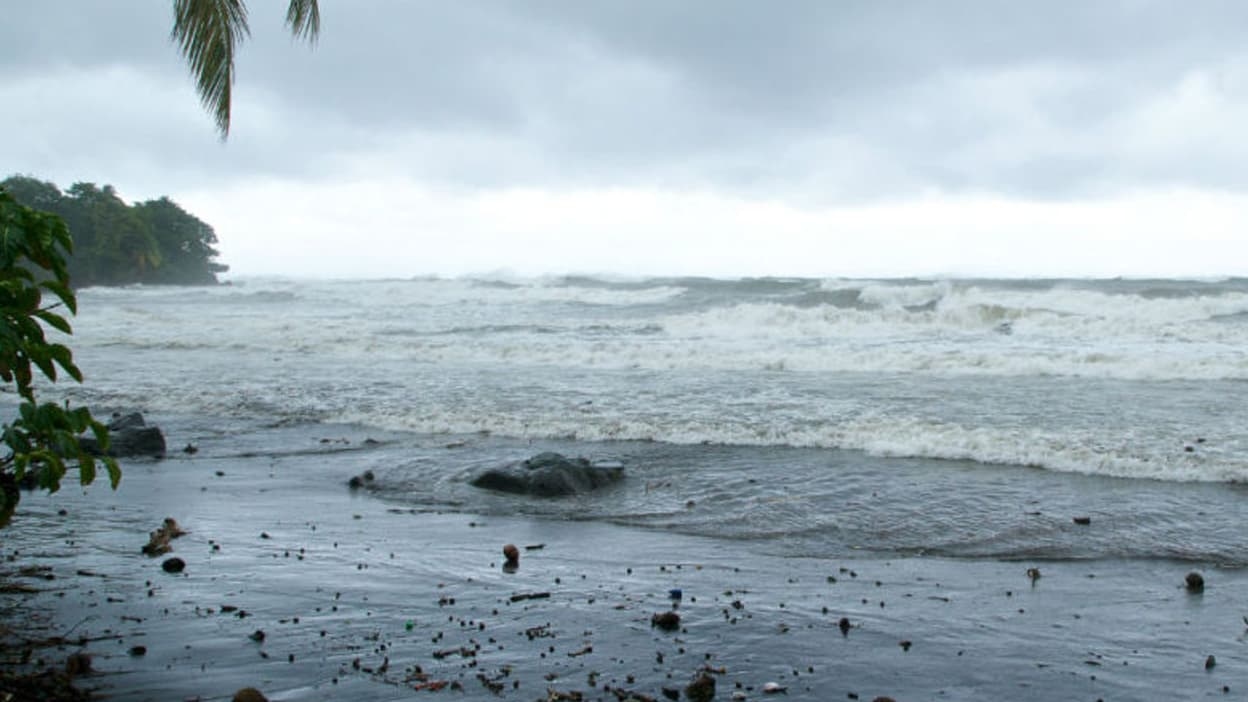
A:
232,688,269,702
651,611,681,631
685,673,715,702
1186,572,1205,593
669,588,683,601
163,517,187,537
142,517,187,556
838,617,852,636
160,557,186,573
899,640,912,652
249,629,266,643
763,681,788,694
1072,516,1091,525
503,543,520,568
525,623,554,640
510,591,551,603
128,645,147,656
661,687,681,700
1026,567,1041,583
347,470,376,489
1205,654,1216,670
872,698,897,702
183,442,198,454
526,543,546,551
65,652,92,677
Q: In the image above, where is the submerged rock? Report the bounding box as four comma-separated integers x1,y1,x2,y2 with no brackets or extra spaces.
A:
470,452,624,497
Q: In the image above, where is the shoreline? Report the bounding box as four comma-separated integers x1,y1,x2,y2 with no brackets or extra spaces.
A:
2,429,1246,701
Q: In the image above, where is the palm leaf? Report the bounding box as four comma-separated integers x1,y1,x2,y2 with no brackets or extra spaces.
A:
171,0,250,139
286,0,321,43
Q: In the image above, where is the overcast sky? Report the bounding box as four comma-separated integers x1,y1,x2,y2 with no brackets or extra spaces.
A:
3,1,1247,279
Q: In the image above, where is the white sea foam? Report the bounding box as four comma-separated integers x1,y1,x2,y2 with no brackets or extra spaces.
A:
52,276,1248,485
318,402,1248,484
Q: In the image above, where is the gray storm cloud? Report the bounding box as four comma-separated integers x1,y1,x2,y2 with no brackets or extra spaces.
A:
3,0,1247,201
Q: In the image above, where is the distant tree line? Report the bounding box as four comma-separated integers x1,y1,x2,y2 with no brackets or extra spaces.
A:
1,175,227,287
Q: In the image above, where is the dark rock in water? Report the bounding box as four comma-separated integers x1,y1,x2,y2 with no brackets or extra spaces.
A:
79,412,167,459
347,470,376,489
161,557,186,573
470,452,624,497
503,544,520,568
128,645,147,657
1186,571,1205,593
1072,516,1092,525
1205,654,1216,670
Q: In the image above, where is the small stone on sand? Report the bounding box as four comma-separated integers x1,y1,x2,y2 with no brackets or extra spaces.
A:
651,611,681,631
65,652,92,676
685,673,715,702
233,688,268,702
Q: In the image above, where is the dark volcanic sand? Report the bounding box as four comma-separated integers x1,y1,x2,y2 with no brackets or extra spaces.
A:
2,425,1246,701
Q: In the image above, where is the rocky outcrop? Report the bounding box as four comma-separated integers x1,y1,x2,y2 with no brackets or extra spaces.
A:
80,412,167,459
470,452,624,497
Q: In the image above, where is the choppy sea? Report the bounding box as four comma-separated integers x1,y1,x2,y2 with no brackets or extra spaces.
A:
38,276,1248,566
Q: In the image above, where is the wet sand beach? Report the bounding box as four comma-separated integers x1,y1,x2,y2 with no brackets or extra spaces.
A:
2,423,1245,701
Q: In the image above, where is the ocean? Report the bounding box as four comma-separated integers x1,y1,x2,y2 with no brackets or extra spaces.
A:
47,275,1248,565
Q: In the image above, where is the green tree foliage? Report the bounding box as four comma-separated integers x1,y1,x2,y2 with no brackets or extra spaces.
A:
1,175,227,287
135,197,228,285
0,187,119,528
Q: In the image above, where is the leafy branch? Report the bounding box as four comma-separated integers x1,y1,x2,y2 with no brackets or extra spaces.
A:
0,188,119,528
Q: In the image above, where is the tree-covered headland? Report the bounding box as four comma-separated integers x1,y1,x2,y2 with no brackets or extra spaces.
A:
2,175,228,287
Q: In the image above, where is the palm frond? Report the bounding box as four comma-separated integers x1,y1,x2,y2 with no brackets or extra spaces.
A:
286,0,321,44
171,0,250,139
